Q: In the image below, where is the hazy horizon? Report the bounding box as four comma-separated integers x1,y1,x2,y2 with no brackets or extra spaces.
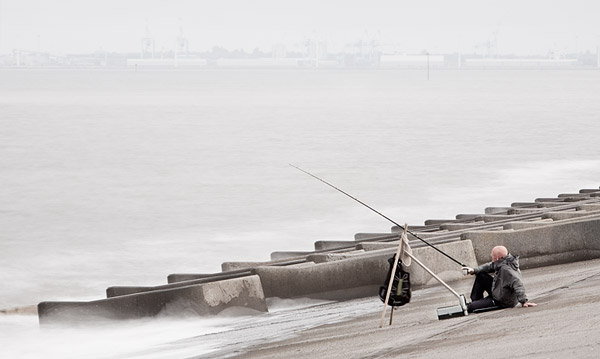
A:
1,0,599,56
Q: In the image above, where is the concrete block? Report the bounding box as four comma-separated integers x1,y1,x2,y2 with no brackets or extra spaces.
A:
509,208,546,215
536,197,587,203
558,193,589,198
314,240,356,251
167,273,218,283
355,232,436,243
502,219,554,230
38,275,268,324
455,214,481,220
424,219,456,225
564,197,590,202
254,240,478,300
577,204,600,212
481,214,537,223
440,222,486,231
535,197,565,203
391,225,431,232
408,240,478,287
485,207,511,214
354,233,391,240
110,270,255,296
474,226,504,231
461,217,600,269
542,210,600,221
538,202,571,208
106,286,155,297
270,251,313,260
353,233,398,242
221,261,281,273
357,242,397,251
306,251,366,264
284,262,318,268
410,231,449,239
254,255,387,300
220,258,306,272
511,202,542,208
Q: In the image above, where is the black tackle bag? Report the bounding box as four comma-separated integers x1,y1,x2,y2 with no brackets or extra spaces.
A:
379,255,411,307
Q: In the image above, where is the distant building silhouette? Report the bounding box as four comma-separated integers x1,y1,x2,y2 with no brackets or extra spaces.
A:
141,23,155,59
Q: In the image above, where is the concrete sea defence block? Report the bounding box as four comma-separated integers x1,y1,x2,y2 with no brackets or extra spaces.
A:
306,251,366,264
167,273,219,283
270,251,313,260
255,255,387,300
357,242,398,251
542,210,600,221
424,219,458,225
314,240,357,251
485,207,511,214
579,188,600,194
39,275,268,324
509,208,546,215
481,214,538,223
220,257,308,272
511,202,567,208
462,217,600,268
547,196,588,202
410,231,450,238
511,202,543,208
221,261,283,273
353,233,399,242
440,222,486,231
558,193,590,198
354,233,392,240
577,204,600,211
538,202,572,208
502,219,554,230
254,240,478,300
440,223,503,232
220,258,308,272
455,214,481,220
535,197,567,203
559,192,598,198
110,270,255,297
407,240,478,287
357,239,462,252
391,225,431,232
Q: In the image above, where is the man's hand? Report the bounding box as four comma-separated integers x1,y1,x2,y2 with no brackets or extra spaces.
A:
462,267,474,275
522,302,537,307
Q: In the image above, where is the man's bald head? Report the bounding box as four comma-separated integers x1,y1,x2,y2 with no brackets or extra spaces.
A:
491,246,508,262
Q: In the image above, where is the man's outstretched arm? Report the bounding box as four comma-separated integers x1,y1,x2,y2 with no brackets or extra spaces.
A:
512,274,537,307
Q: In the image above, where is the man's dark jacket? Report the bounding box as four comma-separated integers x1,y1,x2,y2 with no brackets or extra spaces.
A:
474,254,528,307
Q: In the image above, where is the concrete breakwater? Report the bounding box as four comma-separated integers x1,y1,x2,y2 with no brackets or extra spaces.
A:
37,187,600,324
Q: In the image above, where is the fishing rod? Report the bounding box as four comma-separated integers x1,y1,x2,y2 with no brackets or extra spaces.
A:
290,164,466,267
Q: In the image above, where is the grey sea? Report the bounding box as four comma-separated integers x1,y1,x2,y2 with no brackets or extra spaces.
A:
1,68,599,358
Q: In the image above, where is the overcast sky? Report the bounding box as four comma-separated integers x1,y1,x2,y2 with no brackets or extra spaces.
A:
0,0,599,55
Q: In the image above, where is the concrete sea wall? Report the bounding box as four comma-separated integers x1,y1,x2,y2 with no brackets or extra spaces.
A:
34,186,600,324
38,275,267,324
464,216,600,268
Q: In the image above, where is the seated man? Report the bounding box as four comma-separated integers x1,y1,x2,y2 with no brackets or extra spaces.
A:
463,245,536,312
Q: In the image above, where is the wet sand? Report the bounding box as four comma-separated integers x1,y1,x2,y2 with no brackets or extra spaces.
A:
235,258,600,358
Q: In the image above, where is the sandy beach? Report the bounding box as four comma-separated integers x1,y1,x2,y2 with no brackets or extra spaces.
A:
233,258,600,359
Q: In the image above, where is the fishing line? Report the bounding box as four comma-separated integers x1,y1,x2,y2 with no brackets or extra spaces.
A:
290,164,466,267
